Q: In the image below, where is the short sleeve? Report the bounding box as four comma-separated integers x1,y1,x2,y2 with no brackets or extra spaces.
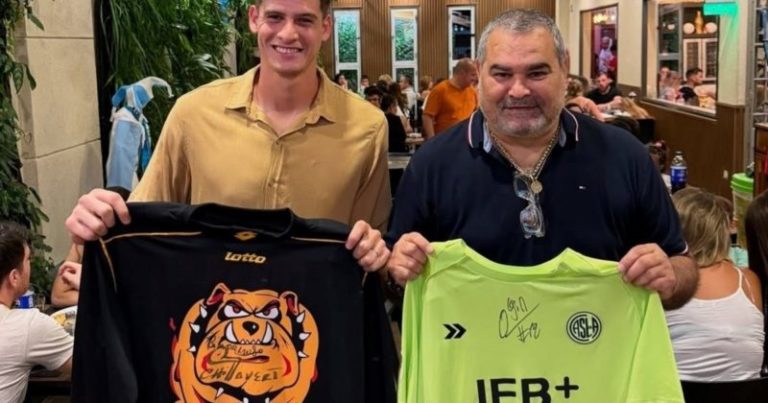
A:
423,87,443,118
26,313,73,370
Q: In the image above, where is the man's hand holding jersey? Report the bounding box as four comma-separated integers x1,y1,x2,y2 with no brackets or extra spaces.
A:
387,234,698,309
386,232,433,285
66,189,391,273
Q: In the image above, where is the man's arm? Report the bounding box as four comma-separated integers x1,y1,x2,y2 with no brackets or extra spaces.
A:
665,254,698,309
422,115,435,139
619,245,699,310
346,117,392,272
55,357,73,377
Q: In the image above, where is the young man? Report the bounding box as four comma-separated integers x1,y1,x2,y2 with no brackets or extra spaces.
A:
0,222,73,403
66,0,390,271
585,71,622,111
386,9,698,310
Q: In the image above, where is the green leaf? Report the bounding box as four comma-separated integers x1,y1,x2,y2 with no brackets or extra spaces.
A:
11,64,23,92
23,64,35,90
26,13,44,31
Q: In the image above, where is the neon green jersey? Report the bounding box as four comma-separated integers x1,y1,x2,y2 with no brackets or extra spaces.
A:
399,240,683,403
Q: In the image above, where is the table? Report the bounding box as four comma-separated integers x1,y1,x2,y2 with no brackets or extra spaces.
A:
388,153,411,170
25,370,70,403
405,135,424,153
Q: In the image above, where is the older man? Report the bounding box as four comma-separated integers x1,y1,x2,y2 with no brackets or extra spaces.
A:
65,0,390,271
422,58,478,139
386,9,697,309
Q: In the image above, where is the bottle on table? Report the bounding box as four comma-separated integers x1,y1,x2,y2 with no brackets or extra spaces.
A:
670,151,688,193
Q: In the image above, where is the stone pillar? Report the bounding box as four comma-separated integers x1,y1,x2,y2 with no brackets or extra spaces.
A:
12,0,103,260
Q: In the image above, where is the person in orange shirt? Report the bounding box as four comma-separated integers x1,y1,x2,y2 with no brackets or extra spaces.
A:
422,58,478,139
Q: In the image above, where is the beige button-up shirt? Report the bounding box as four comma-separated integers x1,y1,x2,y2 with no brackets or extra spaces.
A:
130,67,391,230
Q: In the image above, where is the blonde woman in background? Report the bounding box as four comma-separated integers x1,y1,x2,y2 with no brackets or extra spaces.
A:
564,79,604,121
665,188,764,381
620,97,652,119
378,74,394,85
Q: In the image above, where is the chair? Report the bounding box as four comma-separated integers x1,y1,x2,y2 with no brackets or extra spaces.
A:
681,377,768,403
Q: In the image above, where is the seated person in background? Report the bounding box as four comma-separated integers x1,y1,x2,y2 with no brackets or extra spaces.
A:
648,140,671,191
680,68,716,109
0,221,73,403
388,82,414,134
51,186,130,308
364,85,383,109
620,97,652,119
381,94,408,153
714,195,750,269
660,70,682,103
666,189,764,382
50,244,82,308
333,73,349,91
564,79,604,121
585,72,622,111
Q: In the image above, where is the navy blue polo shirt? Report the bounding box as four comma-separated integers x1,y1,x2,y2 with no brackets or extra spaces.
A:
387,109,686,265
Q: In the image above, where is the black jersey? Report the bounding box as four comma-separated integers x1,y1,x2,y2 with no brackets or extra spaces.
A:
71,203,396,403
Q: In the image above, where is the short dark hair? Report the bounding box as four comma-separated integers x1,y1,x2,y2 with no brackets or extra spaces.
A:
685,67,703,79
254,0,332,15
364,86,382,99
597,71,612,81
0,221,29,281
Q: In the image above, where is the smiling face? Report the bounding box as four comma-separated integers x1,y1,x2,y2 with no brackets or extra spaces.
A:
249,0,331,79
478,27,568,139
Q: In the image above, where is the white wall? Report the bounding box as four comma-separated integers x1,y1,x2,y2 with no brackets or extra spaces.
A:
716,0,748,106
12,0,103,260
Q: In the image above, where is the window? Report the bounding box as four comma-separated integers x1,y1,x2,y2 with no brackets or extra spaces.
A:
391,8,418,92
646,1,719,112
333,9,361,92
448,6,475,71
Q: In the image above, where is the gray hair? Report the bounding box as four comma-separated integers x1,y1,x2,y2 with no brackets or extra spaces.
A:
477,9,567,67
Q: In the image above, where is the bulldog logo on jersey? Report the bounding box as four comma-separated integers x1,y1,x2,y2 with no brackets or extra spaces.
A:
171,283,319,402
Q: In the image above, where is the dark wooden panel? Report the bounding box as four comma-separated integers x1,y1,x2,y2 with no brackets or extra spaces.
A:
321,0,556,85
418,0,449,82
641,101,745,198
361,0,392,81
334,0,362,6
390,0,419,6
479,0,556,32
